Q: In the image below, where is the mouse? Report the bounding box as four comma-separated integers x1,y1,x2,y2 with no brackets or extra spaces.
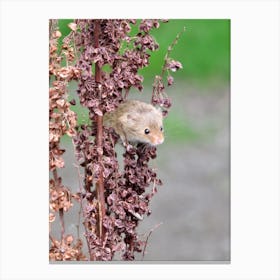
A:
103,100,164,146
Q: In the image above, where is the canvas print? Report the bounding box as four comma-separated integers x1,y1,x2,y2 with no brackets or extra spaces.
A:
49,19,230,262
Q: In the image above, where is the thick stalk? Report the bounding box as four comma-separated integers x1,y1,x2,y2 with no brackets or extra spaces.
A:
93,20,106,244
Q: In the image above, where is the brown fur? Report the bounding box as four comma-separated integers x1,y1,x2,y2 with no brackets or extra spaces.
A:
104,100,164,145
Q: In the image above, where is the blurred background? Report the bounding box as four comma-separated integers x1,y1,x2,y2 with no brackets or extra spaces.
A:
53,19,230,262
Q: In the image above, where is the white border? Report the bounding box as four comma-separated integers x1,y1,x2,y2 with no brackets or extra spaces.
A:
1,0,279,279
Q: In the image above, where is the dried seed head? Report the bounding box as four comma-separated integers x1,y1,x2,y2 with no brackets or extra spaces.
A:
68,22,77,31
54,30,62,38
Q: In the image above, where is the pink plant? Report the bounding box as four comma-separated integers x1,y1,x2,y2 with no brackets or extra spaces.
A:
49,19,183,261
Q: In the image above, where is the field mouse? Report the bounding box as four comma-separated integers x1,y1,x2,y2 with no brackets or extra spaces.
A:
104,100,164,146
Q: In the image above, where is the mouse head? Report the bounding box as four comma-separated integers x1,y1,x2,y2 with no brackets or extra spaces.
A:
123,105,164,146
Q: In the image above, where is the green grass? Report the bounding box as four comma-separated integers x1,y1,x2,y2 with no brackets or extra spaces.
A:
138,19,230,85
164,113,202,143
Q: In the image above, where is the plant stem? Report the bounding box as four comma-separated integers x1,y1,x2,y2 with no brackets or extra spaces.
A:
141,222,163,260
93,20,106,245
49,234,57,247
52,169,65,242
161,26,186,77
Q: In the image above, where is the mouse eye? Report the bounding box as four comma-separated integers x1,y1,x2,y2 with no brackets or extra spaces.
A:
160,126,163,132
144,128,150,134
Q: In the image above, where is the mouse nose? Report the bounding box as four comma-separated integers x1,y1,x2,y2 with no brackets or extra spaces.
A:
153,136,164,145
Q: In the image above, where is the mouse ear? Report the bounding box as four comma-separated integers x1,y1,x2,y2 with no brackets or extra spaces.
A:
156,107,164,116
128,113,140,121
120,113,138,126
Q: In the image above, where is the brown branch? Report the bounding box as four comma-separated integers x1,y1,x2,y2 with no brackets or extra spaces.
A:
161,26,186,77
72,138,84,239
141,222,163,260
124,87,130,100
52,169,65,242
49,234,58,247
73,162,94,259
73,163,83,238
59,209,65,242
49,19,57,41
93,20,106,246
72,136,93,259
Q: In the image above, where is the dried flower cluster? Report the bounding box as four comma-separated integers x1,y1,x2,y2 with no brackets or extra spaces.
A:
49,19,183,261
49,234,87,261
49,20,86,261
74,19,161,117
152,27,184,116
113,144,162,260
49,21,79,170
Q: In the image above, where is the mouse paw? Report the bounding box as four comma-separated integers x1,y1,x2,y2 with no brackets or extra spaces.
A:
125,143,134,152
